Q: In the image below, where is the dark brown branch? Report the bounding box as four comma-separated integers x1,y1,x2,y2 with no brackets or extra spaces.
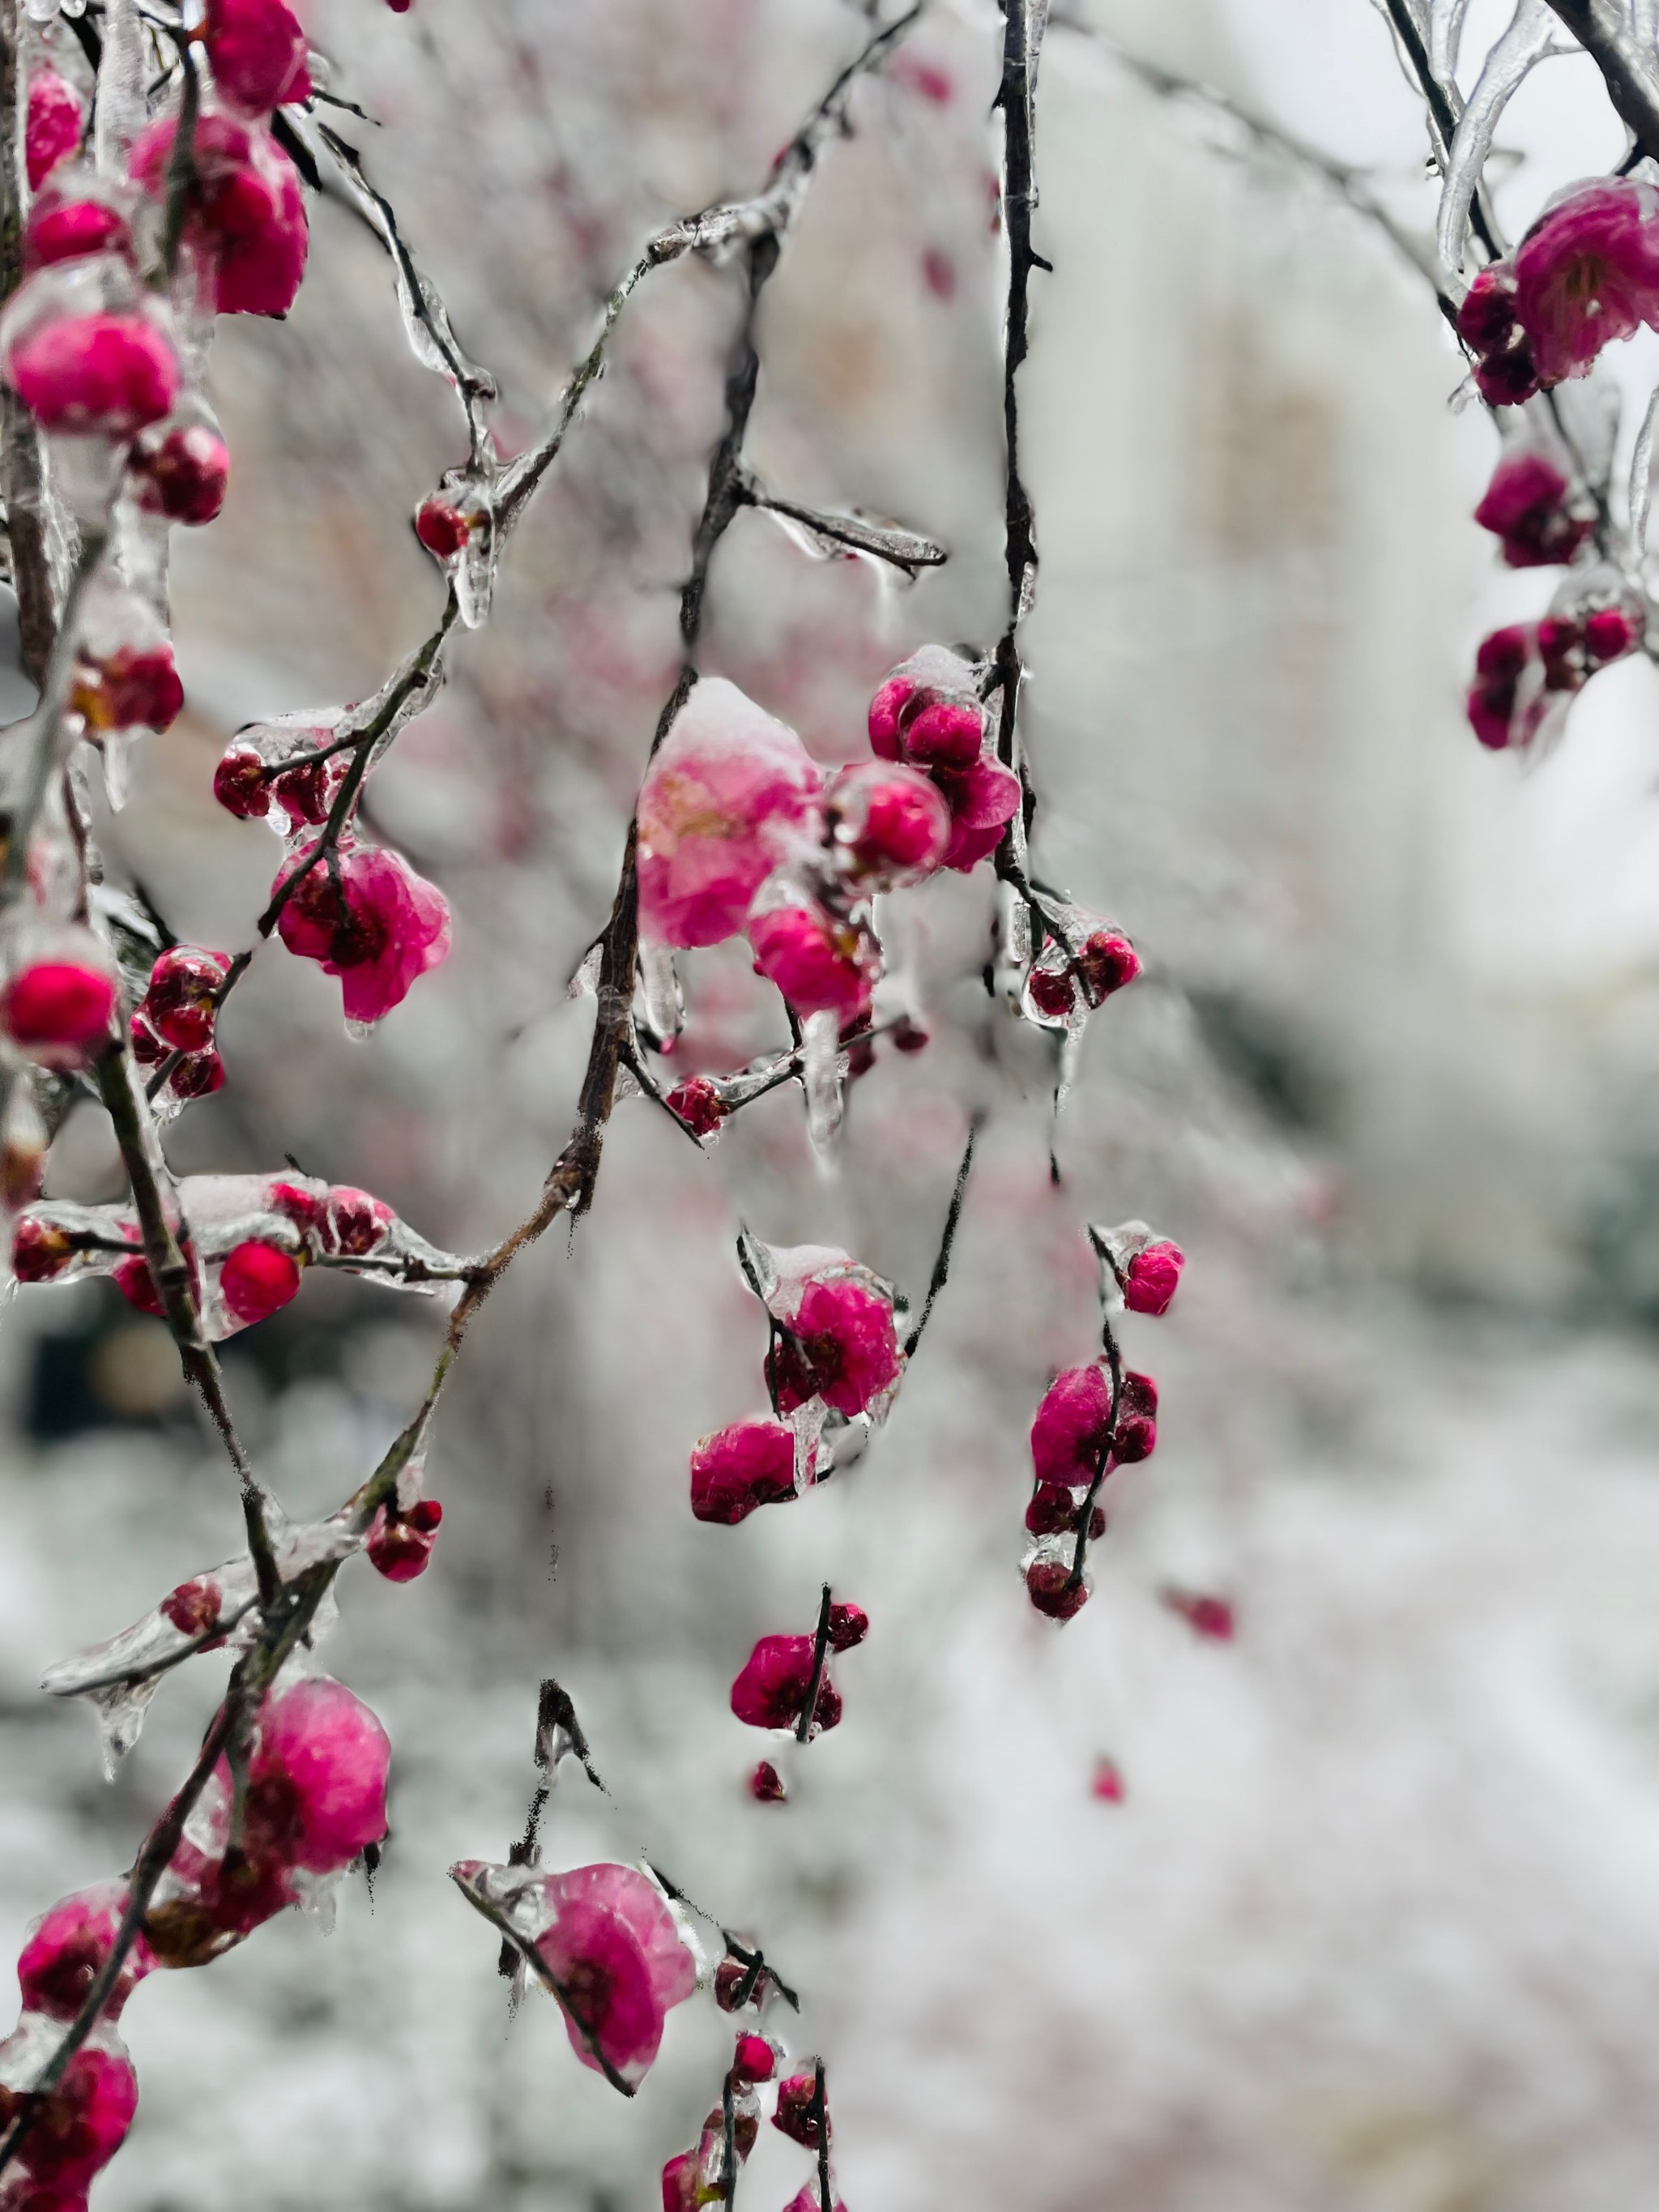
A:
795,1583,835,1746
903,1117,980,1359
1543,1,1659,160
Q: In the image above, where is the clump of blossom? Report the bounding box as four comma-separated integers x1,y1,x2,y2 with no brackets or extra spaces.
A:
1466,591,1639,752
17,1882,156,2022
868,644,1021,872
147,1675,390,1966
665,1074,728,1141
759,1246,902,1420
131,417,232,524
1030,1364,1115,1488
1093,1219,1185,1316
0,2033,139,2205
0,949,115,1069
771,2069,829,2150
1455,266,1541,407
275,836,451,1026
1025,1552,1090,1621
26,183,134,271
748,897,878,1023
714,1957,770,2010
139,945,232,1053
131,109,308,317
6,306,180,436
72,637,184,737
367,1497,443,1581
1512,178,1659,386
213,711,349,831
514,1864,697,2088
690,1417,806,1525
130,1013,225,1117
730,1633,844,1736
637,678,824,948
1473,446,1593,568
204,0,313,115
1023,909,1141,1029
25,67,83,191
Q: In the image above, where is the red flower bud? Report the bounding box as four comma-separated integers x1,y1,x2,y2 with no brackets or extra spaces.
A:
218,1237,301,1326
2,959,114,1063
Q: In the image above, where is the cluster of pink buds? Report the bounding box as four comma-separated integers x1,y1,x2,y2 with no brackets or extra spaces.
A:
1020,899,1141,1032
730,1599,868,1744
1465,587,1640,752
450,1860,698,2090
128,944,232,1117
1472,442,1595,569
1022,1220,1183,1622
1457,180,1659,401
11,1168,460,1337
0,1674,386,2202
661,2031,844,2210
0,934,116,1073
412,473,496,625
214,709,452,1027
689,1238,903,1525
868,643,1020,871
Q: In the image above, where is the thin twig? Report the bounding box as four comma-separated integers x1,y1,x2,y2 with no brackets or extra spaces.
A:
903,1117,980,1359
795,1583,835,1746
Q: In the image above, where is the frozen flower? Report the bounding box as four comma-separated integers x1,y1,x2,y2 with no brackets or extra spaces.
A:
275,838,451,1025
17,1884,155,2022
714,1957,770,2009
661,2151,702,2211
771,2069,828,2149
824,760,950,888
690,1418,802,1526
783,2189,847,2212
1161,1586,1236,1641
665,1074,727,1140
732,2033,777,2082
26,189,133,271
25,68,83,191
1025,1555,1090,1621
6,309,179,435
414,495,475,558
531,1863,697,2088
749,1759,787,1802
748,899,878,1023
131,111,308,317
131,421,231,524
214,719,348,831
160,1578,225,1639
218,1238,301,1326
730,1635,842,1736
141,946,231,1052
935,756,1021,872
1124,1238,1183,1316
1455,266,1540,406
1513,178,1659,386
868,645,987,768
637,679,824,948
203,0,312,114
1113,1369,1158,1463
1030,1364,1114,1488
1473,447,1593,568
1,957,114,1066
1465,621,1546,751
826,1601,868,1651
241,1676,391,1875
130,1011,225,1112
0,2039,139,2199
366,1497,443,1582
766,1270,900,1419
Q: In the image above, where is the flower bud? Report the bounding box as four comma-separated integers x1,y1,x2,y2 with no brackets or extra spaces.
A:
825,759,949,888
690,1418,801,1525
1025,1557,1090,1621
203,0,312,115
218,1237,301,1326
142,946,232,1052
731,2032,776,2083
748,900,877,1023
131,421,231,524
366,1497,443,1582
26,69,84,192
2,958,115,1065
771,2069,828,2150
1123,1239,1183,1316
825,1601,868,1652
8,310,179,436
731,1636,841,1736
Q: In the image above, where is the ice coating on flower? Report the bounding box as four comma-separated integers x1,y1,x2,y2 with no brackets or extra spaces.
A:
690,1417,802,1525
1456,266,1541,407
247,1676,390,1873
26,189,133,271
415,496,471,558
771,2069,829,2148
0,2034,139,2199
1512,179,1659,386
131,421,231,524
714,1957,770,2009
730,1635,842,1735
72,639,184,737
214,710,348,830
825,759,950,889
1026,1555,1090,1620
770,1274,900,1418
204,0,312,114
131,111,308,317
1124,1240,1183,1316
130,1012,225,1120
732,2032,776,2082
868,644,986,767
1030,1364,1114,1488
141,945,230,1051
637,679,824,949
17,1884,155,2023
530,1864,697,2087
7,309,179,435
749,1758,787,1801
275,838,451,1025
1113,1370,1158,1463
826,1601,868,1651
1473,447,1593,568
218,1238,301,1324
936,756,1021,872
25,67,83,191
666,1074,727,1141
366,1497,442,1581
748,900,877,1023
1,958,114,1066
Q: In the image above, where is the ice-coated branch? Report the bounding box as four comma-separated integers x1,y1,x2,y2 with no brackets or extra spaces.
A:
795,1585,836,1747
736,468,948,574
903,1117,980,1357
1542,0,1659,157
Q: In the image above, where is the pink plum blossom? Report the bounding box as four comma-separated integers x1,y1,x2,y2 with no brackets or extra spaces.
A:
1124,1238,1183,1315
637,678,823,946
690,1417,802,1524
131,422,231,524
934,756,1021,871
132,111,308,317
771,2070,829,2149
7,310,180,436
783,2189,847,2212
868,646,986,768
826,1601,868,1650
204,0,312,114
25,69,83,191
730,1635,842,1735
366,1497,443,1581
141,946,231,1052
218,1239,302,1326
766,1270,900,1418
275,838,452,1024
26,190,133,271
1,959,114,1066
825,760,950,887
73,640,184,737
243,1676,391,1875
1161,1586,1237,1641
1030,1364,1115,1488
1473,447,1593,568
17,1885,155,2023
1455,266,1541,406
0,2039,139,2199
748,900,877,1022
531,1864,697,2087
1512,178,1659,386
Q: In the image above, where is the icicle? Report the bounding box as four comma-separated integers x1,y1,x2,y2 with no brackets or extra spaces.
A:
93,0,147,179
637,938,684,1048
800,1007,843,1152
1437,0,1563,275
993,878,1033,1010
88,1676,160,1779
1629,382,1659,557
